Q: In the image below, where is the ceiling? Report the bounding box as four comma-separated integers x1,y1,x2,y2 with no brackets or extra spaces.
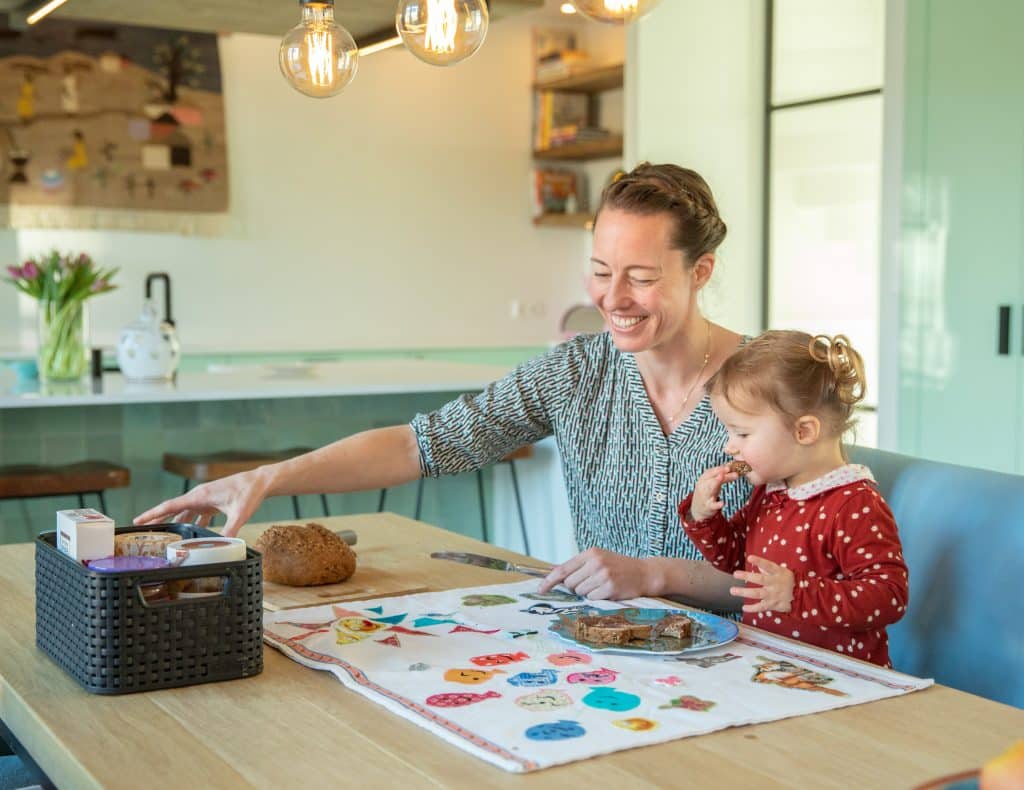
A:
2,0,544,44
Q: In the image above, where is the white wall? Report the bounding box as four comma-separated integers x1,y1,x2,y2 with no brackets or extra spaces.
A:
625,0,765,336
0,9,592,352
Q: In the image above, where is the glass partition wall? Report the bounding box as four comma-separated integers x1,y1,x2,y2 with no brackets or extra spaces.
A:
765,0,885,446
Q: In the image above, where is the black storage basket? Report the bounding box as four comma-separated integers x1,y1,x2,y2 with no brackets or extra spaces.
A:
36,524,263,695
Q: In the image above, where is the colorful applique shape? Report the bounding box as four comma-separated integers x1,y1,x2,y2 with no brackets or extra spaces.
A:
521,590,583,603
525,720,586,741
751,657,848,697
376,634,401,647
462,594,517,607
514,689,573,712
669,653,741,668
582,687,641,712
507,669,559,687
449,624,501,635
470,651,530,667
659,695,716,712
566,667,619,685
547,649,592,667
520,602,589,616
443,668,505,684
413,617,459,627
426,690,501,707
613,718,658,732
652,675,685,687
386,625,436,636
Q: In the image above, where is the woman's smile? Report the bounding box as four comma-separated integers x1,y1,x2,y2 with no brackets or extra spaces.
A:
609,314,649,330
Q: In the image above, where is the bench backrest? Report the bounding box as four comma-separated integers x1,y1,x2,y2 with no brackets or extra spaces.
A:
850,445,1024,707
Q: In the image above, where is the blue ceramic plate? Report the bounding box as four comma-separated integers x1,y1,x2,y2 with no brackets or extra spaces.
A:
548,606,739,655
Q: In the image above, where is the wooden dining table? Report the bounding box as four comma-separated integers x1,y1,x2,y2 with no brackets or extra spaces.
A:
1,513,1021,788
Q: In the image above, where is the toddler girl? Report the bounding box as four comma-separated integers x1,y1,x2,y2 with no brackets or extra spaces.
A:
678,330,908,667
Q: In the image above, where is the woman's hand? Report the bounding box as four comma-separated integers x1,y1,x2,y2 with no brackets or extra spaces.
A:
537,548,657,601
689,465,737,522
730,555,795,613
133,467,272,537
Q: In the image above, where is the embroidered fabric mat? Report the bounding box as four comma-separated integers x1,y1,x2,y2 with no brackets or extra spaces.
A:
263,580,932,773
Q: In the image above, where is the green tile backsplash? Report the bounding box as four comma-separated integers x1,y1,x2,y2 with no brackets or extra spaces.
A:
0,346,544,545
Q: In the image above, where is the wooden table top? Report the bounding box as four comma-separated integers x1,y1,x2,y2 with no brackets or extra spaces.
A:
2,514,1021,788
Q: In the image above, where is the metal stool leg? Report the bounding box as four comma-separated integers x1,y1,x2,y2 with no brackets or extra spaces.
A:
508,460,530,555
97,490,109,515
320,494,330,517
414,478,425,520
76,493,86,508
476,468,488,543
291,496,301,519
182,478,190,495
377,488,387,513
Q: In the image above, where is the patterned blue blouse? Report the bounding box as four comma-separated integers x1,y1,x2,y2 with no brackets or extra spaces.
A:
410,332,752,562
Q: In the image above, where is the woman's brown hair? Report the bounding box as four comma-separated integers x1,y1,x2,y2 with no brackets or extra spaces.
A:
595,162,727,264
707,330,866,437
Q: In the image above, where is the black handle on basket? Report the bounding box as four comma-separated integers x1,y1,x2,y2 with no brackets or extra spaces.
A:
137,572,232,608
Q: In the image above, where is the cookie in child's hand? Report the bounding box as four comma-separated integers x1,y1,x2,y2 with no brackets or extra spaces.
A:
728,460,752,476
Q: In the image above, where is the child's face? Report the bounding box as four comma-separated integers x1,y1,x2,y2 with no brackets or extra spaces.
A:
711,392,801,486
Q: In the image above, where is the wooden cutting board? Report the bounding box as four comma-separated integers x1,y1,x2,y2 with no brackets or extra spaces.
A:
261,560,432,611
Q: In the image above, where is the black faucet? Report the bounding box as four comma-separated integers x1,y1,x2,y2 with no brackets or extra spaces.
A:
145,272,174,327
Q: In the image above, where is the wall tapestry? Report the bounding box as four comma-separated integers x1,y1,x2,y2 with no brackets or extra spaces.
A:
0,15,228,231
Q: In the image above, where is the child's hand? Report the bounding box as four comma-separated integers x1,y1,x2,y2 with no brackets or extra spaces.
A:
730,555,795,613
688,465,737,522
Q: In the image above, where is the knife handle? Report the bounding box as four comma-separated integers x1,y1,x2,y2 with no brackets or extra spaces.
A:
334,529,357,546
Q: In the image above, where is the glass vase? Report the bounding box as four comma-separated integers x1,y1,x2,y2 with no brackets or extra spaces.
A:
37,299,89,382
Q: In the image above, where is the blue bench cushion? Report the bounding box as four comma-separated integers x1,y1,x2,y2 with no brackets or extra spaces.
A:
850,446,1024,708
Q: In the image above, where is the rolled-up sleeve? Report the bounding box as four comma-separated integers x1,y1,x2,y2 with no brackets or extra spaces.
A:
410,339,586,477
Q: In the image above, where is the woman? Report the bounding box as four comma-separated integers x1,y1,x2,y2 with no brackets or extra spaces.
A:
136,163,751,609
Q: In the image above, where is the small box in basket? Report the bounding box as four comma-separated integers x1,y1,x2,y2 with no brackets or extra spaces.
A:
36,523,263,695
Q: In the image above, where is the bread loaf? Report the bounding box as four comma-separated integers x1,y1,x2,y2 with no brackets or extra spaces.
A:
254,523,357,586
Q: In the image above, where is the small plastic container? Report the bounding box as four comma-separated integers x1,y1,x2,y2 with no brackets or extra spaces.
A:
35,523,263,695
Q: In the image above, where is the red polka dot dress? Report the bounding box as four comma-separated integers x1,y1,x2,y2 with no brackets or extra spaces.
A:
678,465,909,668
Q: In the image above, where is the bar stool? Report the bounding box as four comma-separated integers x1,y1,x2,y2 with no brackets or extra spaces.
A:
162,448,329,519
0,461,131,513
378,445,532,554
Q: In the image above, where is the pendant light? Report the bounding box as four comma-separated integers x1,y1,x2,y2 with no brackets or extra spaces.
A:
395,0,489,67
279,0,358,98
572,0,661,25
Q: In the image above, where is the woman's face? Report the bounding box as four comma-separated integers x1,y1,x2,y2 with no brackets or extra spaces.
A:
587,208,708,354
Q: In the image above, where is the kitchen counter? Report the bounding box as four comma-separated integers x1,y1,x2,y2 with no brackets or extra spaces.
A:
0,359,513,409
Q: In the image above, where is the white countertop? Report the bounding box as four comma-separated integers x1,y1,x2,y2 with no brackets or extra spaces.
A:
0,359,514,409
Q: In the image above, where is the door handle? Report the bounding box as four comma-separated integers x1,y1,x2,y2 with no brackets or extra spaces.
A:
998,305,1010,355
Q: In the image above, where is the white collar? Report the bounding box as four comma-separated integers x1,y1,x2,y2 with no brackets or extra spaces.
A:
764,464,876,501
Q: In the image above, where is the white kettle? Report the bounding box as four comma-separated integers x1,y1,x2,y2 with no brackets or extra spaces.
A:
117,273,181,381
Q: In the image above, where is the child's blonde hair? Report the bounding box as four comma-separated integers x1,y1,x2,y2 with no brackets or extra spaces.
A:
707,330,866,437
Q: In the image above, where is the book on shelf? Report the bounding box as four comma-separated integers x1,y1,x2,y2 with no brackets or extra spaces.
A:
535,49,591,82
533,91,590,150
531,27,587,81
531,167,588,218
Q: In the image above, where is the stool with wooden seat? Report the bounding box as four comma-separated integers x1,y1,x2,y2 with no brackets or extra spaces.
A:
378,445,532,554
162,448,329,519
0,461,131,513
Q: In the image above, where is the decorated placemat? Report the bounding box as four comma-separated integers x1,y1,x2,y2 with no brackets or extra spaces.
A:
263,580,932,773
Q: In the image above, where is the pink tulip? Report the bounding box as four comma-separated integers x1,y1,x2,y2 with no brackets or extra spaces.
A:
77,253,90,267
21,261,40,279
6,265,22,279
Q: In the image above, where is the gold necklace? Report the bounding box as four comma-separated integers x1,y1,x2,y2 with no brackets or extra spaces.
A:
668,318,712,425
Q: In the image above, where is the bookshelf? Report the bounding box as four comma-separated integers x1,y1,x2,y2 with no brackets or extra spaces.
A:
532,62,624,227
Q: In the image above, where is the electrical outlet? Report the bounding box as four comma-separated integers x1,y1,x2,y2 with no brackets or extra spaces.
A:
509,299,522,319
